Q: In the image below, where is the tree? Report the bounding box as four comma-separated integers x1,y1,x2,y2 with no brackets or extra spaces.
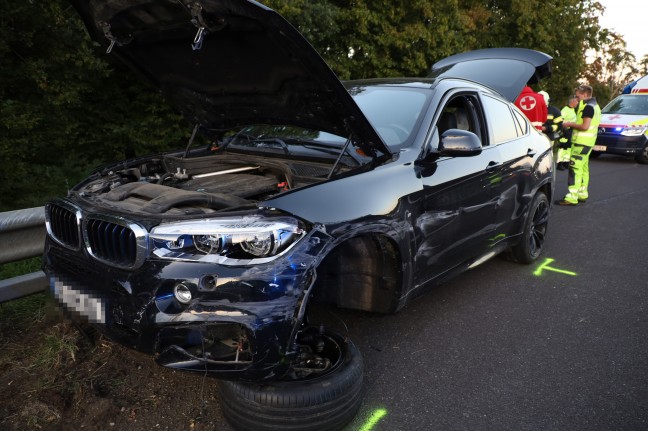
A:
266,0,605,105
457,0,604,105
580,29,639,106
638,56,648,77
265,0,467,79
0,0,186,211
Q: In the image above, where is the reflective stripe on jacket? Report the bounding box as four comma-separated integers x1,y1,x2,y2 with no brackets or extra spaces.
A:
544,105,563,141
558,105,577,147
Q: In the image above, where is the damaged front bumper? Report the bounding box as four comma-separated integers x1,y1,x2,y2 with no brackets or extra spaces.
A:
44,228,330,381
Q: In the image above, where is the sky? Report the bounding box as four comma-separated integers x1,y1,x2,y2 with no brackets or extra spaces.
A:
597,0,647,61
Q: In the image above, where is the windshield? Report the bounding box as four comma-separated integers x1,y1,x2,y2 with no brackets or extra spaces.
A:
603,95,648,115
349,86,430,148
221,85,431,158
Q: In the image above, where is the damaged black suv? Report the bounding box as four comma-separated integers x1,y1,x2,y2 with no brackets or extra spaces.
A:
44,1,554,430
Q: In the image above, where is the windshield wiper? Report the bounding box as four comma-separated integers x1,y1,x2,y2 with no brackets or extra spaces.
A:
219,131,289,154
249,137,289,154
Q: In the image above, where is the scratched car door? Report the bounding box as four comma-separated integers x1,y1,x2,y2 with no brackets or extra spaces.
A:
481,94,539,238
414,92,500,288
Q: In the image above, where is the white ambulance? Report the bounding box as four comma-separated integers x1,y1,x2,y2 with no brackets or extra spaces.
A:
594,75,648,164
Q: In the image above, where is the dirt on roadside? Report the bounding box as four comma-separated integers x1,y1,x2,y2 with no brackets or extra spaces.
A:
0,299,231,431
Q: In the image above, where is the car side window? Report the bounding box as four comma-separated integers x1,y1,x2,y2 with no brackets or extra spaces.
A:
512,108,530,136
435,94,484,143
481,94,519,144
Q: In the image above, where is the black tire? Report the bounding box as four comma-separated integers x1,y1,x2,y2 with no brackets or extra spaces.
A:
635,141,648,164
589,151,601,159
217,330,363,431
510,192,549,264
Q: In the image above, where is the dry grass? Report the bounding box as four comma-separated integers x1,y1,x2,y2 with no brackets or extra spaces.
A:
0,295,226,430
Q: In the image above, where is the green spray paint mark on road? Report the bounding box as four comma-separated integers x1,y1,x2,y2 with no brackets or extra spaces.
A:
358,408,387,431
533,258,577,277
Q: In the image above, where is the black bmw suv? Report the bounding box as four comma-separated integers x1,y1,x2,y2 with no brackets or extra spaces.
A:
44,1,555,430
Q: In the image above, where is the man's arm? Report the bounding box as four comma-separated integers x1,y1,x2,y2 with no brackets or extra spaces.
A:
564,105,594,130
565,117,591,131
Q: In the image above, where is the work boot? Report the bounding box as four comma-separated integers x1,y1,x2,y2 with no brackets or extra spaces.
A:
557,199,577,206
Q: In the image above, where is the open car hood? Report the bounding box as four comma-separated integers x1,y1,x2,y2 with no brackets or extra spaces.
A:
70,0,390,158
428,48,553,102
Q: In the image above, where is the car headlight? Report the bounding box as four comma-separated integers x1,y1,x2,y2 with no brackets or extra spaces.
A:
150,216,306,265
621,126,648,137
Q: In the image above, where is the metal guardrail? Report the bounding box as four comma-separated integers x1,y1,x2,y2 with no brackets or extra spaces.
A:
0,207,49,303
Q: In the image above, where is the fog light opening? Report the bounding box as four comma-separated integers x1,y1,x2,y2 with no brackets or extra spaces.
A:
199,274,218,292
174,283,193,304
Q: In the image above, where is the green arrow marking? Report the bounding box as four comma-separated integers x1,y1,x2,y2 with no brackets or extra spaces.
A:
359,408,388,431
533,258,577,277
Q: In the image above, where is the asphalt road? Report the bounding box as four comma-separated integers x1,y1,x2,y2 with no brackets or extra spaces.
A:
339,155,648,431
208,154,646,431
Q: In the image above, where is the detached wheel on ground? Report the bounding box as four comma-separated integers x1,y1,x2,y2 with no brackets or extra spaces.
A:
217,328,363,431
509,191,549,264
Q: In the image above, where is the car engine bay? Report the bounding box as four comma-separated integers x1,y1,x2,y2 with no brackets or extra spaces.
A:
74,152,338,216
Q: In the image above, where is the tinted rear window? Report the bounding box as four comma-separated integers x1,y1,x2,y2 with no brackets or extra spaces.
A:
482,95,519,144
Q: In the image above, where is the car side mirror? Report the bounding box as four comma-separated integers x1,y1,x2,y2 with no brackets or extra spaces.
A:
438,129,482,157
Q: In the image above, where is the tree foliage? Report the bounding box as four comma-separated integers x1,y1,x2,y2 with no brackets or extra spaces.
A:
0,0,638,211
266,0,604,104
0,0,186,211
580,28,646,107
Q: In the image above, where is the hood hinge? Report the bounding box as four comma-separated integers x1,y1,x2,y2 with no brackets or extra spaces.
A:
100,22,133,54
188,2,208,50
100,22,117,54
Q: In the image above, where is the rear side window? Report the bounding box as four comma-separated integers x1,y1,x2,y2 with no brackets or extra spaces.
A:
512,108,530,135
482,95,519,144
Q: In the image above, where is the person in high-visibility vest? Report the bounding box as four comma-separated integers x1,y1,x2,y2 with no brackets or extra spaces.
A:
559,85,601,205
556,95,579,170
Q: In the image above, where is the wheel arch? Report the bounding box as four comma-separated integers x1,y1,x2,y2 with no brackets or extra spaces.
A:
311,231,404,314
538,181,552,204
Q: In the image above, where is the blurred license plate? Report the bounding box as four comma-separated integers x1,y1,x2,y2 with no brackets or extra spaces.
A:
51,277,106,323
593,145,606,151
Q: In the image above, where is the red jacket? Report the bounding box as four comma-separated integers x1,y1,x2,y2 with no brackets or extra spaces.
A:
514,86,548,130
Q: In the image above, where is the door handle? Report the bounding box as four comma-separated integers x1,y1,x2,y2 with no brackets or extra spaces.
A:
527,148,536,157
485,161,501,173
